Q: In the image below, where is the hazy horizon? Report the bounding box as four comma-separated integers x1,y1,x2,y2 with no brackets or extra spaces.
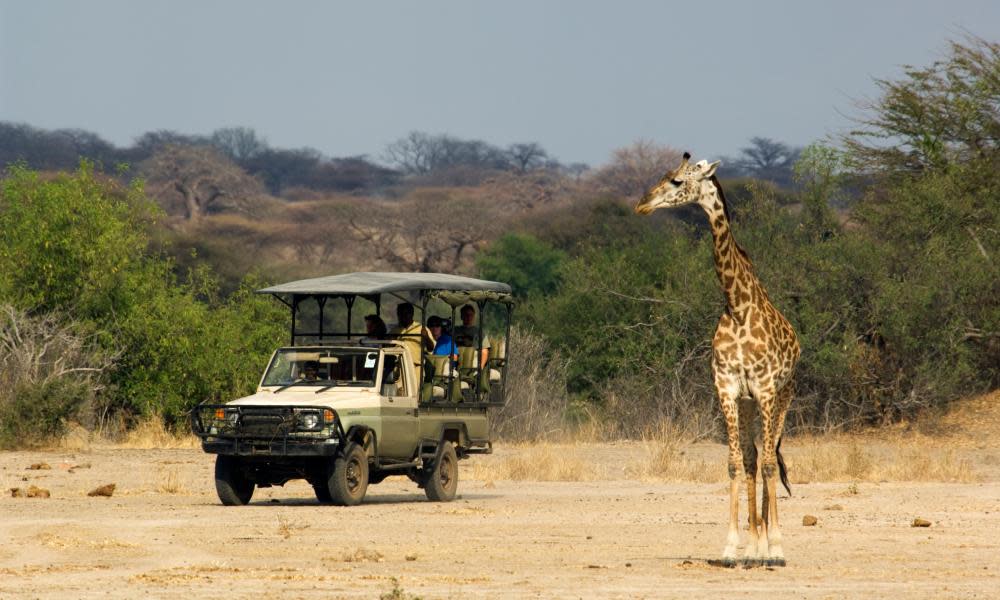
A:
3,1,1000,166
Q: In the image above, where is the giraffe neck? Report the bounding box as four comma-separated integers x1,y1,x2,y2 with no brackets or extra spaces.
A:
699,181,761,321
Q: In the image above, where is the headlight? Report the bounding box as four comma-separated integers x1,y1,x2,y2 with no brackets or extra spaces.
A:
298,412,320,430
226,409,239,426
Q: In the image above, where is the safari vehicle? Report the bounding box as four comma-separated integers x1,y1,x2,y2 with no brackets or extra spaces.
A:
191,272,513,506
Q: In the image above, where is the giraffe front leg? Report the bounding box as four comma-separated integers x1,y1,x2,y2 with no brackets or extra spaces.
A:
717,383,744,564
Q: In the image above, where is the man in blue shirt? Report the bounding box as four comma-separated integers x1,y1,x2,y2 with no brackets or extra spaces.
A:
428,316,456,360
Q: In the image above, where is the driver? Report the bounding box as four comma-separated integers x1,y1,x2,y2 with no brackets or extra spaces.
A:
299,361,320,381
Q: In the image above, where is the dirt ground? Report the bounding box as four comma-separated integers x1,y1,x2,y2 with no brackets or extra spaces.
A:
2,394,1000,599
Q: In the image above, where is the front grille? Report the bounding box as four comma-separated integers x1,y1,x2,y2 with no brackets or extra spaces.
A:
239,409,294,436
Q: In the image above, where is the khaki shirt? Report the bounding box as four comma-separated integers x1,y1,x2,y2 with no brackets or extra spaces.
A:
390,321,434,367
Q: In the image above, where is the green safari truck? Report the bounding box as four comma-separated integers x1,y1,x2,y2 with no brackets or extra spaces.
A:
191,272,513,506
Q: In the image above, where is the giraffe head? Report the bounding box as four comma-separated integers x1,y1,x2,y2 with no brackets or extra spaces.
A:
634,152,721,215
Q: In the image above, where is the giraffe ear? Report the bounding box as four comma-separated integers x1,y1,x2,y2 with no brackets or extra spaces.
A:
703,160,721,178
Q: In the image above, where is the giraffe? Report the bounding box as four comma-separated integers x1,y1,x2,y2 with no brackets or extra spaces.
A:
634,152,800,567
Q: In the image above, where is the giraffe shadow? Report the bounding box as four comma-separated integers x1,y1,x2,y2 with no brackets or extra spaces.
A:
705,558,786,569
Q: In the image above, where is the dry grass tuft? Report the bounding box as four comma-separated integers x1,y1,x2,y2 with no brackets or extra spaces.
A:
156,468,187,494
121,417,198,450
787,435,980,483
56,422,94,451
276,515,310,540
467,443,600,482
340,547,385,563
625,423,722,483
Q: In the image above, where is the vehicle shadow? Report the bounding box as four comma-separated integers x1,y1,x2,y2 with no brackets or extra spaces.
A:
232,492,502,507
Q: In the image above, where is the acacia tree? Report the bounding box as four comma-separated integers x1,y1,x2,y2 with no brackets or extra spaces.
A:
383,131,509,175
210,127,269,164
731,137,801,186
845,35,1000,174
589,140,683,200
481,169,575,213
505,142,550,172
140,145,263,220
345,191,500,272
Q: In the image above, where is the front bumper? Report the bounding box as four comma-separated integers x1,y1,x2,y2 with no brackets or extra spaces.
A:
191,404,344,457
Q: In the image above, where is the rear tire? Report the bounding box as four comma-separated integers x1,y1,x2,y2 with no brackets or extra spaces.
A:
327,444,369,506
215,455,254,506
423,442,458,502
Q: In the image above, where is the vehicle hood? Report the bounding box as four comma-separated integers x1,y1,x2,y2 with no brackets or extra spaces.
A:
227,389,376,407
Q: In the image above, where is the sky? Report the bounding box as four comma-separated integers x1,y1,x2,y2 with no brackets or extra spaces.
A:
2,1,999,167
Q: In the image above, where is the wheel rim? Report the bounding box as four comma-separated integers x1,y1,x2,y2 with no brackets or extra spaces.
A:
439,455,455,490
346,456,363,494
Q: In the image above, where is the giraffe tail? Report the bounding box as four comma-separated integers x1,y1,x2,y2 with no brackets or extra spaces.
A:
776,436,791,497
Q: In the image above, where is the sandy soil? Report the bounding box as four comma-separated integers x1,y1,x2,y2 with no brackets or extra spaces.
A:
2,433,999,600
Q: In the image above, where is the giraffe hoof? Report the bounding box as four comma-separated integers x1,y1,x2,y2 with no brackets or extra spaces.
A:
707,558,739,569
763,557,787,567
740,557,762,568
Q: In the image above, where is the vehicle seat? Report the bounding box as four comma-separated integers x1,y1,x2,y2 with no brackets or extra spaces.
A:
488,338,505,383
426,354,467,402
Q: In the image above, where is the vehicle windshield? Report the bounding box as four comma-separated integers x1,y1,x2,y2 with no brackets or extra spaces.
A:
261,348,379,388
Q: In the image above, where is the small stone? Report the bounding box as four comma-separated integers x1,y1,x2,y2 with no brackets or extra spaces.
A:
26,486,50,498
823,504,843,511
28,463,51,470
405,554,417,562
912,518,932,528
11,486,49,498
88,483,116,497
802,515,818,526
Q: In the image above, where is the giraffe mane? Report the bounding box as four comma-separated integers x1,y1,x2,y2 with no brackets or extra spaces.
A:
710,175,752,267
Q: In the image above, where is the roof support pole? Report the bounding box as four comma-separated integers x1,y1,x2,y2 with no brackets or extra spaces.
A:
419,293,429,389
317,296,327,342
290,296,301,346
344,295,356,340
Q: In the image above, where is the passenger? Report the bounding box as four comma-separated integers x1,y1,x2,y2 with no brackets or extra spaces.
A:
453,304,490,368
427,315,457,360
361,314,388,345
389,302,435,368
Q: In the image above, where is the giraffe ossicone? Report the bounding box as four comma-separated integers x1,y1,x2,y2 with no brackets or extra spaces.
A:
635,152,801,567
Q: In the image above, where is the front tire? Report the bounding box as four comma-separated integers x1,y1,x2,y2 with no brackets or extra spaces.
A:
312,481,334,504
215,455,254,506
423,442,458,502
327,444,369,506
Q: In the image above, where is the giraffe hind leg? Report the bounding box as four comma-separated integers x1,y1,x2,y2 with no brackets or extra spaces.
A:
760,384,794,566
738,398,762,562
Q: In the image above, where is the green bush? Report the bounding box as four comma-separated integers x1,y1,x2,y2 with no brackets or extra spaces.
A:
477,233,565,298
0,165,285,435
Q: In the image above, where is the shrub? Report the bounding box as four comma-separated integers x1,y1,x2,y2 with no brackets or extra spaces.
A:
0,305,111,447
490,327,571,441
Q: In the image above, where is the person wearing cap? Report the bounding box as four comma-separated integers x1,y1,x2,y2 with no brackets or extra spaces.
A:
428,316,457,359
